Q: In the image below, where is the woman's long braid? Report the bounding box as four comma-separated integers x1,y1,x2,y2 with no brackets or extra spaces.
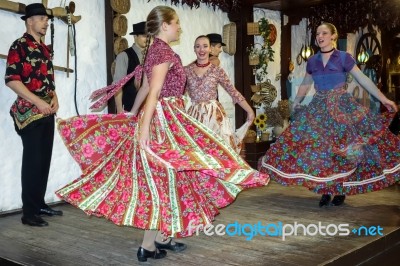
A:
139,35,152,88
138,6,176,88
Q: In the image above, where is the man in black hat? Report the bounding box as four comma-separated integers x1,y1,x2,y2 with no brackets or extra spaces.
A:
5,3,63,227
206,33,226,66
114,21,147,113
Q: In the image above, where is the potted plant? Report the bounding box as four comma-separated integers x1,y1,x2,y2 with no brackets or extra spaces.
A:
247,18,275,83
246,45,260,66
253,113,268,142
258,18,275,62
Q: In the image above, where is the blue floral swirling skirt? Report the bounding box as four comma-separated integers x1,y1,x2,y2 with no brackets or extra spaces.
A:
259,87,400,195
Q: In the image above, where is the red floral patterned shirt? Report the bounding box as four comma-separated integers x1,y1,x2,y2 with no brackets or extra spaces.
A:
184,63,245,104
144,38,186,97
5,33,55,128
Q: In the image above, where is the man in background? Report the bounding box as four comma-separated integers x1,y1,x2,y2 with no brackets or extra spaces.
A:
114,21,147,113
207,33,226,66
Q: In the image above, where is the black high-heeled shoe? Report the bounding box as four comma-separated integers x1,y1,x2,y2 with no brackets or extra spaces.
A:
155,239,187,252
331,195,346,206
319,194,331,207
137,247,167,262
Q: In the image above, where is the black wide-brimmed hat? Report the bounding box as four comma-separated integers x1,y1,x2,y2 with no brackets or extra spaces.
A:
207,33,226,46
129,21,146,35
21,3,53,20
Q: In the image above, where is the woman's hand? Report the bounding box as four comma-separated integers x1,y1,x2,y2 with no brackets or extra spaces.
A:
246,109,255,123
116,106,125,114
129,108,138,116
382,98,398,112
139,126,150,150
291,102,301,114
238,100,255,124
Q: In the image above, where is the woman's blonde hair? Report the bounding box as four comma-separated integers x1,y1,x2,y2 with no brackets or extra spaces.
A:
319,22,338,48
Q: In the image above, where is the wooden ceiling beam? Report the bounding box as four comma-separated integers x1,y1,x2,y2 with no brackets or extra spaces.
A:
248,0,350,12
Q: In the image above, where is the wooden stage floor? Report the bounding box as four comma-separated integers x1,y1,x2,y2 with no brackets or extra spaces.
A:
0,181,399,266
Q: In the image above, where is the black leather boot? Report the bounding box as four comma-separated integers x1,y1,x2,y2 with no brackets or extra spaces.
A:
319,194,331,207
137,247,167,262
331,195,346,206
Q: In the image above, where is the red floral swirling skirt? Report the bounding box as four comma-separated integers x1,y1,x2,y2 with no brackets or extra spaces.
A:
56,97,269,237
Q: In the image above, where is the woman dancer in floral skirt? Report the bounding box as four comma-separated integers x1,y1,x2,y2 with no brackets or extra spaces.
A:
185,35,254,153
259,22,399,207
56,6,269,262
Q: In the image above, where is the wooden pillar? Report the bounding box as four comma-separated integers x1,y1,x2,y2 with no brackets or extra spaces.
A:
228,4,255,128
280,14,291,100
104,0,115,113
380,28,392,95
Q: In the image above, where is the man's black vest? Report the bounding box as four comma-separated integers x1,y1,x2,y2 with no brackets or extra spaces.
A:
122,47,140,111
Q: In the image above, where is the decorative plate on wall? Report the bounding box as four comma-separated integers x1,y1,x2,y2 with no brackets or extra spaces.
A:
267,24,277,46
296,54,303,65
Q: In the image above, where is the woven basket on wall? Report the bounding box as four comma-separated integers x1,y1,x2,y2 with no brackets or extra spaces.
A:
222,22,236,55
250,93,264,104
113,37,128,55
247,22,259,35
113,14,128,36
260,80,277,103
251,84,261,93
249,56,259,66
110,0,130,14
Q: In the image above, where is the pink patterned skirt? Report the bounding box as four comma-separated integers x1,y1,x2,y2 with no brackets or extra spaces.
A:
56,96,268,238
186,99,250,153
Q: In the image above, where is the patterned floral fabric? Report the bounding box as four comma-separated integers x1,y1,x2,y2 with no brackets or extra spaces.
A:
259,87,400,195
185,63,244,104
5,33,55,129
184,63,248,152
144,38,186,97
56,38,269,238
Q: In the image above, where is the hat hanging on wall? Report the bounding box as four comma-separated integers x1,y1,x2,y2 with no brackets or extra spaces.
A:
222,22,236,55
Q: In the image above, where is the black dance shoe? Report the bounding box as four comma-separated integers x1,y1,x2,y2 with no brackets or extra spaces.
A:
319,194,331,207
21,215,49,227
137,247,167,262
331,195,346,206
39,207,63,216
155,239,187,252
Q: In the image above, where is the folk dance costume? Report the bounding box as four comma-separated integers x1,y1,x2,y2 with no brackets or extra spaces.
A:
184,63,250,153
56,38,269,238
259,50,400,195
